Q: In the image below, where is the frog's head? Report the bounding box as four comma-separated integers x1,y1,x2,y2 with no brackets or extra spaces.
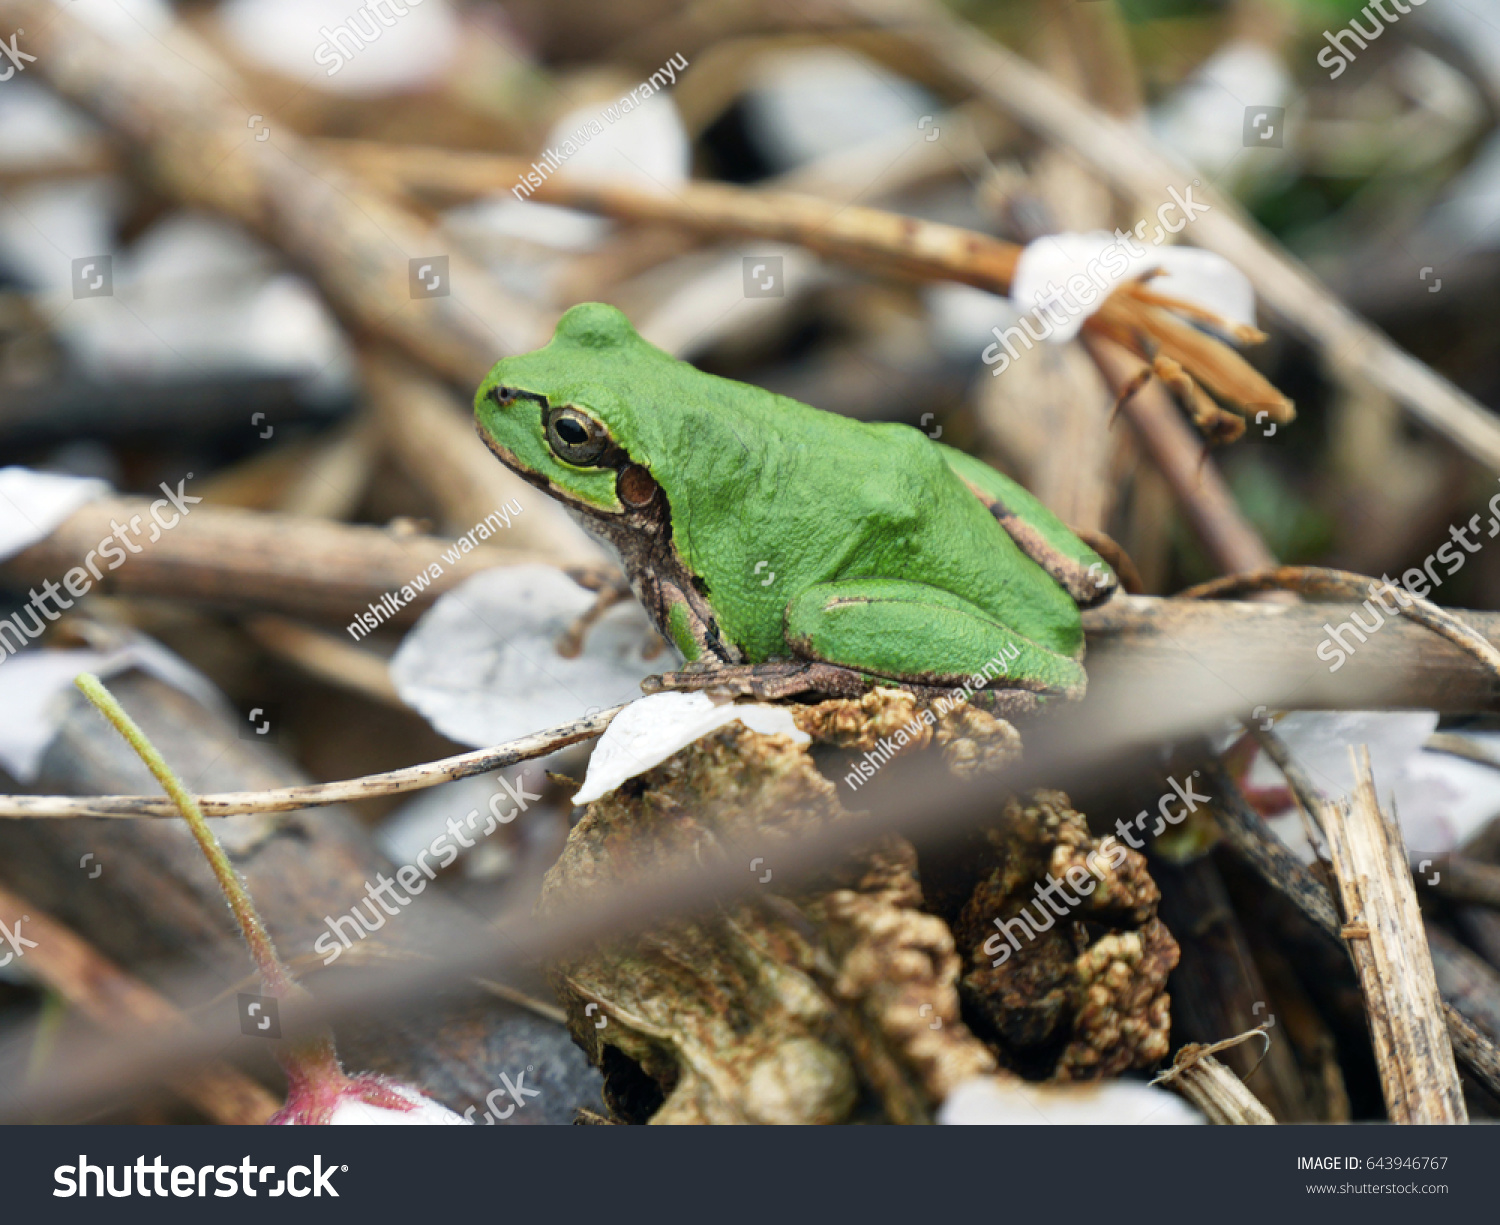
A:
475,303,660,517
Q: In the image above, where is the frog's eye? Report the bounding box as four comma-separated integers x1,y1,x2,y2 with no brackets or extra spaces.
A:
546,407,610,466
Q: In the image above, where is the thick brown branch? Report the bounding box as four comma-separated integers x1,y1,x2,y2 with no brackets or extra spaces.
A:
0,498,582,628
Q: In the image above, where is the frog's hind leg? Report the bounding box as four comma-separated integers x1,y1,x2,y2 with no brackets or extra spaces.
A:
784,578,1086,703
937,444,1117,607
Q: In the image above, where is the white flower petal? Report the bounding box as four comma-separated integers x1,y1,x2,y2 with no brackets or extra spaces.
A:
390,565,671,748
1008,234,1257,345
1009,231,1152,343
939,1076,1203,1125
1150,247,1257,329
573,691,809,805
0,642,228,783
219,0,461,96
0,467,109,561
1243,711,1500,858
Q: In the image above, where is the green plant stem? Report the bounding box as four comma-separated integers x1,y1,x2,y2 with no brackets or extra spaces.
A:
73,673,291,996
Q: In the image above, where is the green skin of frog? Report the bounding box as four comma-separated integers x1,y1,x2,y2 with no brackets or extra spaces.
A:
474,303,1116,713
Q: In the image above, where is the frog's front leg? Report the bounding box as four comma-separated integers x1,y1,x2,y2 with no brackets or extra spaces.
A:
635,583,860,699
783,577,1086,705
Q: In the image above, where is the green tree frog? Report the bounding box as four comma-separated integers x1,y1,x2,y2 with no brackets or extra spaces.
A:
475,303,1115,712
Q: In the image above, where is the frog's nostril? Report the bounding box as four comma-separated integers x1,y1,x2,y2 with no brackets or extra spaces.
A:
489,385,548,410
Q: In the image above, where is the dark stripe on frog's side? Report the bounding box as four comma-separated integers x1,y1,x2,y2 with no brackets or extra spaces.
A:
476,420,738,665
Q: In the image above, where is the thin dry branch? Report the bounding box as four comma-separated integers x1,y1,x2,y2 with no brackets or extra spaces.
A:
1205,759,1500,1107
272,417,378,522
0,881,277,1124
0,706,623,819
1247,722,1334,859
1426,924,1500,1043
322,140,1290,426
1203,760,1341,937
1182,567,1500,678
1319,748,1466,1122
1085,335,1275,575
364,349,533,536
326,139,1027,289
12,593,1500,820
1426,731,1500,770
1422,858,1500,910
241,615,403,707
1153,1038,1276,1125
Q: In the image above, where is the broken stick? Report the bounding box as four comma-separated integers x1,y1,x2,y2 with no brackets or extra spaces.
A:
1320,747,1467,1123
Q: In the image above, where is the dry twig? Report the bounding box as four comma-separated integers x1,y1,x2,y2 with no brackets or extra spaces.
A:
1205,759,1500,1105
241,615,403,707
0,706,623,819
13,592,1500,820
324,141,1291,429
1152,1031,1276,1125
1319,748,1466,1122
0,498,585,628
1182,567,1500,678
1085,336,1275,576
